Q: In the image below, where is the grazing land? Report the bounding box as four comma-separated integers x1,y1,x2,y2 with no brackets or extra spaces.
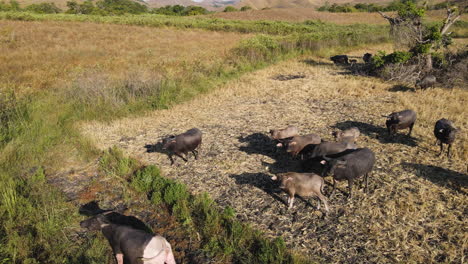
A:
0,8,466,264
0,20,248,96
81,51,467,262
210,8,468,24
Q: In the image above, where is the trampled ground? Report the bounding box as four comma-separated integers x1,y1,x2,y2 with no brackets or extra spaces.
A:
80,54,467,263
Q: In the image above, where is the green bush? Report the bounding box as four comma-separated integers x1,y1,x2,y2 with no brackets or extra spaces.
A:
25,2,61,14
96,0,148,15
372,50,413,67
99,146,138,178
131,165,161,193
0,0,20,11
240,5,252,11
223,6,238,12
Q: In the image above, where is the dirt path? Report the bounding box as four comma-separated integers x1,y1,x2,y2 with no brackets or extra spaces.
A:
80,57,467,262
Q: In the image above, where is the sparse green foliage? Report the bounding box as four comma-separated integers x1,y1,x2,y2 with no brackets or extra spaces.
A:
99,146,138,178
25,2,61,14
151,5,209,16
240,5,252,11
223,6,238,12
372,50,412,68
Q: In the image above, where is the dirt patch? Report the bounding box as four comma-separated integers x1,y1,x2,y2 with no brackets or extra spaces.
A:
80,58,467,262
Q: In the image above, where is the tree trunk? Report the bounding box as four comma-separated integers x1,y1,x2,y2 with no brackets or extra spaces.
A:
424,53,433,72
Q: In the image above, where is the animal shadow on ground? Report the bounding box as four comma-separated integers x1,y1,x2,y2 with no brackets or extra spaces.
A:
144,141,164,153
229,172,317,209
79,201,153,233
238,133,302,173
301,59,332,66
229,172,285,205
271,74,306,81
388,84,415,92
401,163,467,194
333,121,418,147
238,133,281,159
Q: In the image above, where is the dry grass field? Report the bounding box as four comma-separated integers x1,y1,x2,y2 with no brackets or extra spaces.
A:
0,20,249,96
80,48,467,262
210,8,468,24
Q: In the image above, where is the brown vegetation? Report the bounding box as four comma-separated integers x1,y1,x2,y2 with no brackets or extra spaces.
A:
81,52,467,262
210,8,467,24
0,20,248,96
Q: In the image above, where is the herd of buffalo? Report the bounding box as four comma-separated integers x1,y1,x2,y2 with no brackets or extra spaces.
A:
79,80,459,264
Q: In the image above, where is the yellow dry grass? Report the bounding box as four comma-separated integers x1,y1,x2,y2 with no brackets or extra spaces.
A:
80,45,467,262
210,8,468,24
0,20,249,96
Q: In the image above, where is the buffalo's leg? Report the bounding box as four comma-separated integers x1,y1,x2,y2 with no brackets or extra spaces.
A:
438,142,444,156
348,178,354,199
329,178,337,198
365,173,369,193
447,143,452,158
175,153,188,162
116,254,124,264
408,123,414,136
191,150,198,160
169,154,175,165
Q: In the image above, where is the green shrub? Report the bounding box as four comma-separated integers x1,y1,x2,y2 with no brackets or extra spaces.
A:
25,3,61,14
131,165,161,193
99,146,138,178
96,0,148,15
240,5,252,11
223,6,237,12
372,50,413,67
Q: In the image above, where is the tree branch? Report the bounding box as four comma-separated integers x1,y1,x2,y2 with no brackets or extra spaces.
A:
440,7,461,35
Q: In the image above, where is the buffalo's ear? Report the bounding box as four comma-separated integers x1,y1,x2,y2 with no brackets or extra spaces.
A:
290,141,297,146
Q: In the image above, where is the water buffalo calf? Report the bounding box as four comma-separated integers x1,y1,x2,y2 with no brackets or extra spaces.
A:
332,127,360,143
363,53,373,63
286,134,321,159
434,118,458,158
270,126,298,140
81,214,176,264
321,147,375,198
383,109,416,136
330,55,349,65
162,128,202,165
416,75,436,89
271,172,329,212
